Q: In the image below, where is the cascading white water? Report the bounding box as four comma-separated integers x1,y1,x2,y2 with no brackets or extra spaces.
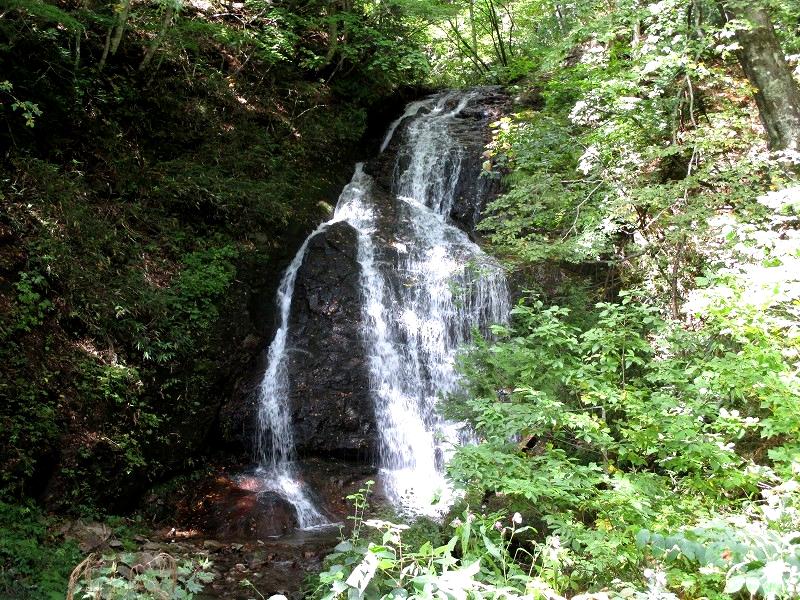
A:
367,93,509,516
380,98,435,153
256,90,509,523
393,92,477,215
255,166,373,529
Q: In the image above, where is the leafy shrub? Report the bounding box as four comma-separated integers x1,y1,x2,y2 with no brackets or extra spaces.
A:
444,286,798,594
312,483,559,600
67,552,214,599
0,502,82,599
638,479,800,600
11,271,53,333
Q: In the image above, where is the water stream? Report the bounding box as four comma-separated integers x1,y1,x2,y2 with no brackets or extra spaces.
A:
254,168,373,528
255,90,509,524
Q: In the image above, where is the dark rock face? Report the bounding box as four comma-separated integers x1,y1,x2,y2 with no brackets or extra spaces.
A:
367,86,509,233
434,89,508,232
171,458,380,539
285,221,374,458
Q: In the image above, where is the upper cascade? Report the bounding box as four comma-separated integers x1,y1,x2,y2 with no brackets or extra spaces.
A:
365,90,509,515
254,88,510,524
392,91,477,215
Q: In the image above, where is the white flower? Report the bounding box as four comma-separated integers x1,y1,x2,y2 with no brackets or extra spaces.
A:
512,512,523,524
577,145,600,175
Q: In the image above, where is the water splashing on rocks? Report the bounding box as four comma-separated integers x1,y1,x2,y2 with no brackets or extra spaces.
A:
254,90,509,523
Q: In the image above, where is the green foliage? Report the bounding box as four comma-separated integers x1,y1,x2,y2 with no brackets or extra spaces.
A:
68,552,214,599
441,17,800,596
445,278,799,592
0,350,60,497
171,245,238,327
2,4,800,600
471,0,797,315
0,80,43,127
10,271,53,333
312,484,559,600
637,479,800,600
0,0,424,507
1,0,83,28
0,502,82,599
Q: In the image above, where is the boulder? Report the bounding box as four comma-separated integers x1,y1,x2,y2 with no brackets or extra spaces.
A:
182,474,299,539
285,221,374,458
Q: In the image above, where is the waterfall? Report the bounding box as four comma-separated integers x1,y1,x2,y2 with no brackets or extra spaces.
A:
255,90,509,525
380,98,434,153
254,167,373,529
367,93,509,516
393,91,477,215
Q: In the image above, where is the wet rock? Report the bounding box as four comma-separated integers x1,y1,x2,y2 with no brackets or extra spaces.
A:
203,540,224,551
241,334,262,352
182,475,299,539
285,221,375,458
116,564,132,579
133,517,343,599
367,86,510,233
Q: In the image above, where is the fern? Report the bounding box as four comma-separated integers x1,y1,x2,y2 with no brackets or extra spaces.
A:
1,0,84,29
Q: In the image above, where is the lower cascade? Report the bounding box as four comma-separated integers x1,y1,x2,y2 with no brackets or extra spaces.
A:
255,89,509,525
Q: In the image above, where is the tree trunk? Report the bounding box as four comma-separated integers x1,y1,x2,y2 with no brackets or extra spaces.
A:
445,17,489,74
484,0,508,67
324,0,339,65
468,0,478,59
139,3,176,70
722,3,800,151
554,4,565,34
73,0,88,70
98,26,113,71
631,0,643,48
109,0,132,56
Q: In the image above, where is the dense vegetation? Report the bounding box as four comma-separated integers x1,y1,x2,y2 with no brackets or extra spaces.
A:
1,0,428,593
0,0,427,510
311,1,800,600
2,0,800,597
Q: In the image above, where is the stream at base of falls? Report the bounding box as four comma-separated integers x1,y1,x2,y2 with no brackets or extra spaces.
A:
252,88,510,528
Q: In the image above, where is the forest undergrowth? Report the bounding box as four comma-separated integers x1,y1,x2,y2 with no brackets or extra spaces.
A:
0,0,427,594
